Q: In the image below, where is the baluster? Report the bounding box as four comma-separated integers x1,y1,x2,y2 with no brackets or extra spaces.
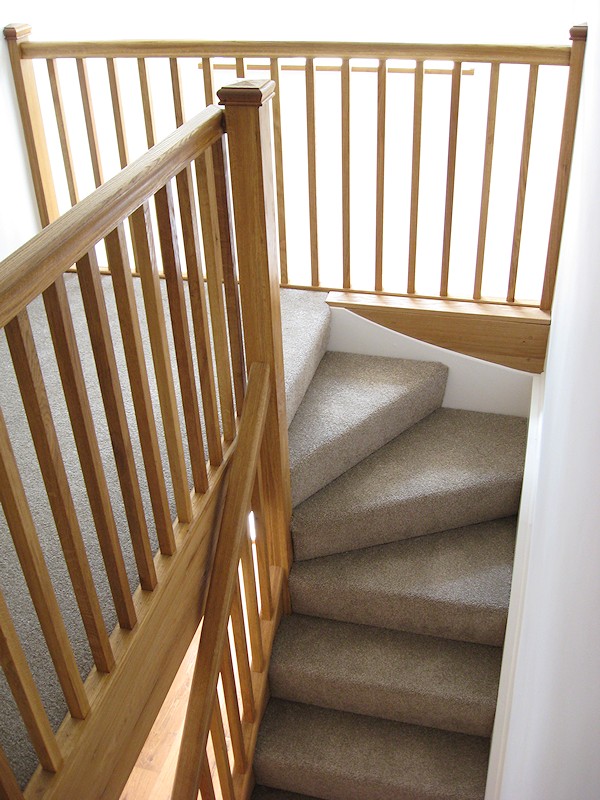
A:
47,59,78,206
211,139,247,414
43,276,137,626
130,201,193,523
195,150,237,442
408,60,424,294
220,646,247,773
155,179,209,493
170,57,185,127
341,57,351,289
0,743,24,800
174,163,223,466
76,58,103,187
235,57,246,79
0,408,90,718
507,64,538,302
3,24,59,226
230,582,256,723
474,63,500,300
541,26,587,310
252,475,273,621
202,57,214,105
305,57,319,286
240,534,264,672
76,249,158,588
210,703,234,799
270,57,289,285
106,57,129,169
440,61,462,297
104,224,175,554
5,310,114,674
375,59,387,291
0,587,63,771
138,57,156,148
199,756,216,800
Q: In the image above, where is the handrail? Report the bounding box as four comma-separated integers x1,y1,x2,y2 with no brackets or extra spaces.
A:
173,361,271,798
0,105,224,329
18,39,571,65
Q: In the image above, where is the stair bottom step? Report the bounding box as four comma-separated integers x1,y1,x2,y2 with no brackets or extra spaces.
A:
254,699,490,800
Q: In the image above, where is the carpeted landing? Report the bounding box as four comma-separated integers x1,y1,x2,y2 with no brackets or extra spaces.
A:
253,296,527,800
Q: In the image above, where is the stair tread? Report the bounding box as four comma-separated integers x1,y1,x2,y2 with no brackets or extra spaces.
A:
254,699,490,800
289,352,447,506
269,614,501,736
290,517,516,646
281,289,330,426
292,407,526,560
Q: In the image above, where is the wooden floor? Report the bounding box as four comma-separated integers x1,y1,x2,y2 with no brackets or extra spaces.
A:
119,622,229,800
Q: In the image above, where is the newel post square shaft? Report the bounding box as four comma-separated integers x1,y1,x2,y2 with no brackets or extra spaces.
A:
218,80,293,587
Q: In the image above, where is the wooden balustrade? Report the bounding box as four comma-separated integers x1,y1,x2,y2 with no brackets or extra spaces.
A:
3,25,585,319
0,79,291,798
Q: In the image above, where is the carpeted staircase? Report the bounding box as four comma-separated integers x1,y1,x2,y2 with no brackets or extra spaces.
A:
252,292,527,800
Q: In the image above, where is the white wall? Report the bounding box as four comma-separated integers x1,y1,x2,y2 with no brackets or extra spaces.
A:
488,8,600,799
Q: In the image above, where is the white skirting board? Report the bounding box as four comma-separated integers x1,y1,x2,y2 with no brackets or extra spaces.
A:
327,307,534,418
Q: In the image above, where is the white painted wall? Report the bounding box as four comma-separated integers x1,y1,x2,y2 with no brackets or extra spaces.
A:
328,307,533,416
487,8,600,799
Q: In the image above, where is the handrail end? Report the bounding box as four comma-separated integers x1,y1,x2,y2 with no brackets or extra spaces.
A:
570,24,588,42
3,24,32,41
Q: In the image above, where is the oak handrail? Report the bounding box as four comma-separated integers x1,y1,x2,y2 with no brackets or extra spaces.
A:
0,105,224,329
173,361,271,798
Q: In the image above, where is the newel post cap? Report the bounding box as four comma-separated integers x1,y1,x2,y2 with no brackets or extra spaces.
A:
3,24,32,41
217,79,276,108
570,24,588,42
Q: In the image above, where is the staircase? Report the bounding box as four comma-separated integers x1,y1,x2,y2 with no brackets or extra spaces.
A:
252,291,527,800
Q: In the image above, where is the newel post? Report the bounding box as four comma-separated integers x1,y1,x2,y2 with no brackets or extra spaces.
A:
4,24,59,227
217,80,293,594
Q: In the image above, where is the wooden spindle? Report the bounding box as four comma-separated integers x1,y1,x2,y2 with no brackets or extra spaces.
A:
199,757,216,800
440,61,462,297
408,60,424,294
341,57,351,289
47,59,78,206
155,180,209,493
170,57,185,127
43,276,137,627
3,24,59,226
138,57,156,149
0,407,89,719
211,139,247,414
195,150,237,442
270,57,289,285
106,58,129,169
541,25,587,311
220,646,247,773
130,201,193,524
474,62,500,300
252,476,273,621
375,59,387,292
105,224,175,554
218,80,293,586
76,58,103,188
507,64,538,302
0,587,63,772
202,57,214,105
175,165,223,466
235,57,246,79
229,585,255,723
240,535,264,672
209,704,234,799
305,57,319,286
76,249,158,588
5,309,114,674
0,743,24,800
